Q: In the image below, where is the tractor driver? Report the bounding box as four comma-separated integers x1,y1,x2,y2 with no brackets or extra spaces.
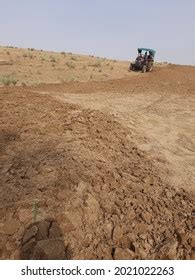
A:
148,52,153,60
144,51,148,62
136,52,143,61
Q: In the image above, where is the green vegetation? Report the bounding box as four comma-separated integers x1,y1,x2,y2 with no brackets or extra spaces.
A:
90,61,101,68
50,55,57,63
0,75,17,86
70,56,77,61
32,200,39,222
65,61,75,69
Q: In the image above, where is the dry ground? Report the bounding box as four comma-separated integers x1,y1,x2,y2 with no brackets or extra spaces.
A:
0,46,133,85
0,47,194,260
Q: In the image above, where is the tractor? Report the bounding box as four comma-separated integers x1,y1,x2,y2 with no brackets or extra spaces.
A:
129,48,156,73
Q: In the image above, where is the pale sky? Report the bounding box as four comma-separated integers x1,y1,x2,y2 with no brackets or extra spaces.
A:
0,0,195,65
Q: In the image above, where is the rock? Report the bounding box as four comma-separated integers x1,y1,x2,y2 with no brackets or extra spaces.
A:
3,219,20,235
20,219,67,260
141,212,153,224
191,238,195,248
21,239,37,259
160,239,178,259
104,222,113,238
136,247,148,259
114,248,135,260
96,243,112,259
0,209,6,222
35,220,50,241
167,240,179,259
0,240,4,258
135,223,149,234
127,210,136,220
49,222,62,238
57,190,68,201
113,226,123,242
61,221,75,233
22,225,38,245
32,239,66,260
178,232,189,245
17,208,32,223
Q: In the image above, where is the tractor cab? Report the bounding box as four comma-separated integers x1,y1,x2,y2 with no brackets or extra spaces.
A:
129,48,156,73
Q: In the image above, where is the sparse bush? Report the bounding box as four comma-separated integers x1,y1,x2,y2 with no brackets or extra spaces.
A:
40,57,46,62
61,51,66,56
50,56,57,63
67,76,75,82
23,53,28,58
90,61,101,68
106,63,110,66
113,59,117,62
82,65,87,70
29,54,33,59
12,78,17,85
6,51,10,55
51,63,55,67
70,56,77,61
66,61,75,69
60,78,65,83
99,69,102,73
0,75,17,86
1,77,11,86
110,66,114,70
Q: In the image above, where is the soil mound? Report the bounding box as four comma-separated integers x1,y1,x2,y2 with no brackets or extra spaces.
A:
0,90,193,259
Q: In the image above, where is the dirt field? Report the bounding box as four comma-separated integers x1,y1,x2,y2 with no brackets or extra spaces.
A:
0,48,194,260
0,46,133,85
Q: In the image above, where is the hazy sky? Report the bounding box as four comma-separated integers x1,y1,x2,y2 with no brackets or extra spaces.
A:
1,0,195,65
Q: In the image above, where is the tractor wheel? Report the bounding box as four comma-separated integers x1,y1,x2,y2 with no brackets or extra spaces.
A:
142,65,146,73
129,64,133,71
147,62,153,72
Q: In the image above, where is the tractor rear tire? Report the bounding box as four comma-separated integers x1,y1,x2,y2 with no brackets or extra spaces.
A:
129,64,134,71
147,62,153,72
142,65,146,73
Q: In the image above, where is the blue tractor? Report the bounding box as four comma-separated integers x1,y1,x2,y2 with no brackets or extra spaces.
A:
129,48,156,73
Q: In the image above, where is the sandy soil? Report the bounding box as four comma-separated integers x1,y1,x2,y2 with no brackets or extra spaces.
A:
0,46,133,85
34,64,195,192
0,51,194,260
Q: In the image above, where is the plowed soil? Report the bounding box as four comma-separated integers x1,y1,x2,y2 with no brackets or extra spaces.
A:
0,64,194,260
